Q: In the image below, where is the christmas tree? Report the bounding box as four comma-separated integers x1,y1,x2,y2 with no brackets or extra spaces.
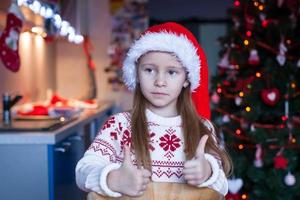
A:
211,0,300,199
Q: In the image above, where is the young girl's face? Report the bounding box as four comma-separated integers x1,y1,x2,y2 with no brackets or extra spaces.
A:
137,51,188,115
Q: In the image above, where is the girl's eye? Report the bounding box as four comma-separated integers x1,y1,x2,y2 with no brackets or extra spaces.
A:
168,70,178,75
145,68,154,73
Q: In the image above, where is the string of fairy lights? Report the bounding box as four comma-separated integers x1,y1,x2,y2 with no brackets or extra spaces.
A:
17,0,84,44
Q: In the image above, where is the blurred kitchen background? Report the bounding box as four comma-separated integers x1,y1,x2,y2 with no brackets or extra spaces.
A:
0,0,231,200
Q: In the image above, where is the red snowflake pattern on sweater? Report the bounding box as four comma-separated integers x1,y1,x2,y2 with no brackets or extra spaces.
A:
148,132,156,151
109,123,124,141
120,129,132,148
159,129,181,151
101,116,115,131
110,132,118,140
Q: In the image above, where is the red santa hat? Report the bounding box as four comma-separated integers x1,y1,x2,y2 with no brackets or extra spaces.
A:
122,22,211,119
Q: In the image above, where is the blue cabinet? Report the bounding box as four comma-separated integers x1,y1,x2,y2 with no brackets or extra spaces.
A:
0,144,50,200
0,132,87,200
49,134,86,200
0,105,113,200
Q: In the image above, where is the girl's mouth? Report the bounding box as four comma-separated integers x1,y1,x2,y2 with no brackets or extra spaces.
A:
151,92,168,95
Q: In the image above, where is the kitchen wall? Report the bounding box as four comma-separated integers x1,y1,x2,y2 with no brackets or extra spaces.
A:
56,0,112,101
0,1,56,103
0,0,115,106
0,33,56,102
56,0,132,110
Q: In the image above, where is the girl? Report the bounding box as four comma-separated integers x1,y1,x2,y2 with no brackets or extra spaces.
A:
76,22,232,198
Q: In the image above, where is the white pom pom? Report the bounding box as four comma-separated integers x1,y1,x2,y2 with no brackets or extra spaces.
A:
284,172,296,186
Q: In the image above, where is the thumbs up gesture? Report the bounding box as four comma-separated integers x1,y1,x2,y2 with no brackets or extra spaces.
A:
107,145,152,197
183,135,212,186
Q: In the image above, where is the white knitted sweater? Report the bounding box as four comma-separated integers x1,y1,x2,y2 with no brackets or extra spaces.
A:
75,109,228,197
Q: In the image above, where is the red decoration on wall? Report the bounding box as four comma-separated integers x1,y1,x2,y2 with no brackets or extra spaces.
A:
0,3,24,72
83,36,96,70
82,36,97,99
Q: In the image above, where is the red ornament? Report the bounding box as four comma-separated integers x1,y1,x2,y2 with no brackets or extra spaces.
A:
262,20,269,27
261,88,280,106
246,30,252,37
248,49,260,66
223,80,231,86
226,192,240,200
234,1,240,7
281,116,288,121
246,15,255,30
273,155,288,169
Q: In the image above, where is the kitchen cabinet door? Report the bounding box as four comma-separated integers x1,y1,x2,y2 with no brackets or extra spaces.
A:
49,133,86,200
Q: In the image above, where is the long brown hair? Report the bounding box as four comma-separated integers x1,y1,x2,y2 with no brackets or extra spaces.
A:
130,84,232,176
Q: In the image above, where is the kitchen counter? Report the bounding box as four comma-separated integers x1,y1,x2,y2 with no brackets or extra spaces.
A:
0,101,114,200
0,102,113,144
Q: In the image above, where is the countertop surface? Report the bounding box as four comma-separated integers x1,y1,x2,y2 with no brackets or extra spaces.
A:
0,102,113,145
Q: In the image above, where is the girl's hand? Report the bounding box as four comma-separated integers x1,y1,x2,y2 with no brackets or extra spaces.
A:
107,145,152,197
183,135,212,186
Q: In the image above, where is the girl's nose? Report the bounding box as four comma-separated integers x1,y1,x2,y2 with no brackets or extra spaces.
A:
154,74,166,87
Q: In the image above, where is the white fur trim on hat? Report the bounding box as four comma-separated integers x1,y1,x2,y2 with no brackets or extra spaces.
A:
123,31,201,91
